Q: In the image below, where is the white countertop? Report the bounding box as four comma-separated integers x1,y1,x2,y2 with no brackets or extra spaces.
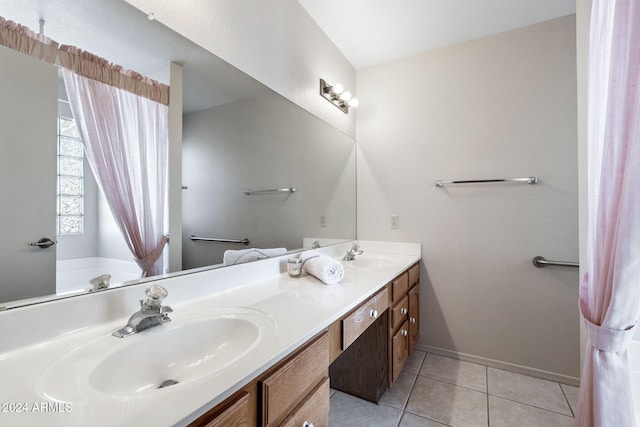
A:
0,241,420,426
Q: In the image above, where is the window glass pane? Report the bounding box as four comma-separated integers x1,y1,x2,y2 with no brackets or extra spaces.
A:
59,157,82,176
59,216,82,234
57,115,84,236
59,137,83,157
59,116,80,138
59,177,83,195
59,196,83,215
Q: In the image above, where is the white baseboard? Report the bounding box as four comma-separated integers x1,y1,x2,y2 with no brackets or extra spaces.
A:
416,344,581,388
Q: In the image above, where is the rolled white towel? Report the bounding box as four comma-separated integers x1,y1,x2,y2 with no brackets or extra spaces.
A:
300,250,344,285
223,248,287,266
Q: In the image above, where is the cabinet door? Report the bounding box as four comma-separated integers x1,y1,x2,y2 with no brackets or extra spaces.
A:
391,320,409,383
408,285,420,355
281,377,329,427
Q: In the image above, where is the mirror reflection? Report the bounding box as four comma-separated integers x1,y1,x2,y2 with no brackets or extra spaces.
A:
0,0,356,309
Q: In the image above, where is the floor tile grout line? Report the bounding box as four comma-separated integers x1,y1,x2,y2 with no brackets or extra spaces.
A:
415,372,488,394
488,394,575,418
559,383,576,418
403,408,455,426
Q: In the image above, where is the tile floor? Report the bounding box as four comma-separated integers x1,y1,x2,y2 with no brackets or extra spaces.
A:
329,351,579,427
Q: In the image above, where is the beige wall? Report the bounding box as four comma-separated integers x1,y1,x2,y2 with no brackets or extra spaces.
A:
356,16,580,379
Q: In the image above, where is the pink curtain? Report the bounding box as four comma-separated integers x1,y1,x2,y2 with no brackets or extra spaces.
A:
59,50,169,277
576,1,640,426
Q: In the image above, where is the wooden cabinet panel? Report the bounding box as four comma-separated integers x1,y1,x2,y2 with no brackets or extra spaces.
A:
329,311,388,403
281,377,330,427
391,320,409,383
408,284,420,355
408,263,420,288
391,273,409,303
191,386,256,427
201,392,250,427
342,287,389,349
261,333,329,426
390,295,409,331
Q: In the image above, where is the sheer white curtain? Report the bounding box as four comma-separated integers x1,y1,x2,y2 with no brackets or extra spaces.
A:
59,47,169,277
576,1,640,426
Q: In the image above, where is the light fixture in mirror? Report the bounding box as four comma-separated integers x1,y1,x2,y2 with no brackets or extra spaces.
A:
0,0,356,310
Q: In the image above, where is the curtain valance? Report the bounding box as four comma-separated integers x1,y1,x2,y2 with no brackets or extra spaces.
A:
58,45,169,106
0,16,58,63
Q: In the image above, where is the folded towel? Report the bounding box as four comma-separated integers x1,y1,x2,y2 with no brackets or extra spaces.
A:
300,250,344,285
223,248,287,266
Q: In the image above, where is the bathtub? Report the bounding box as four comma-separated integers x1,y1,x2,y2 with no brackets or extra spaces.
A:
56,257,142,294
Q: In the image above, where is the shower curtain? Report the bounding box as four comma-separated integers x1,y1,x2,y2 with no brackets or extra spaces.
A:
59,46,170,277
576,1,640,426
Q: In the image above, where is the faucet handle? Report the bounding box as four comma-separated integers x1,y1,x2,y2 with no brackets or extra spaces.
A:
145,285,168,308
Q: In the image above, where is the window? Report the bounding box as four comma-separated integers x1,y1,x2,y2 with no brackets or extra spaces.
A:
57,116,84,235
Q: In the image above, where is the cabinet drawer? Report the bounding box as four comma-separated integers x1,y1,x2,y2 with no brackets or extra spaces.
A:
342,287,389,349
391,273,409,303
408,263,420,287
391,320,409,383
281,377,330,427
200,391,250,427
390,295,409,332
261,333,329,426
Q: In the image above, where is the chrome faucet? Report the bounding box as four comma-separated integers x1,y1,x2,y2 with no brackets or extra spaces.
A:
112,285,173,338
343,244,363,261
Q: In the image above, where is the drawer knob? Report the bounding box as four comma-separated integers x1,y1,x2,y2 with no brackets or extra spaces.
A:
410,317,416,323
401,329,408,336
401,308,408,315
303,422,314,427
369,309,378,318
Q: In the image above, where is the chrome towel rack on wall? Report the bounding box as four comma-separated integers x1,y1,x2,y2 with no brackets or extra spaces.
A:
532,256,579,268
435,177,538,187
190,236,250,245
244,187,296,195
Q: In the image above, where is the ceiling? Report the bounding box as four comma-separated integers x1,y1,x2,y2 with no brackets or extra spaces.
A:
296,0,576,69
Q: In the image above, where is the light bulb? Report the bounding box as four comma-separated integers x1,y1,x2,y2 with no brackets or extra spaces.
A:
332,83,344,95
348,98,359,108
339,91,352,102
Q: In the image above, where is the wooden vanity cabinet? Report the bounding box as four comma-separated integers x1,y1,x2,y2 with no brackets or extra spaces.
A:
190,387,256,427
330,261,421,401
390,262,420,382
190,332,329,427
260,332,329,426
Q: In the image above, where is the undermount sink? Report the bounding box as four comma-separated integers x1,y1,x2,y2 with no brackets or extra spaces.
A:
38,307,276,399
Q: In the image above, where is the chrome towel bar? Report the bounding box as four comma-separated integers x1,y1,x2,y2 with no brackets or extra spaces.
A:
435,177,538,187
190,236,250,245
244,187,296,195
532,256,579,268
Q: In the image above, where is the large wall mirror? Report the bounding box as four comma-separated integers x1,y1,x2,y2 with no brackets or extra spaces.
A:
0,0,356,310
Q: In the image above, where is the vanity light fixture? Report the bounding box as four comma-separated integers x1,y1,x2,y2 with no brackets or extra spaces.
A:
320,78,358,114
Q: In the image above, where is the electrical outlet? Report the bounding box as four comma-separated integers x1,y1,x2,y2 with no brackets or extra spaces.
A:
391,215,400,230
320,215,327,228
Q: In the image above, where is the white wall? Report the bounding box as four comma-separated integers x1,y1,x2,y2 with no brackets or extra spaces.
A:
182,92,356,269
124,0,356,138
356,16,580,378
